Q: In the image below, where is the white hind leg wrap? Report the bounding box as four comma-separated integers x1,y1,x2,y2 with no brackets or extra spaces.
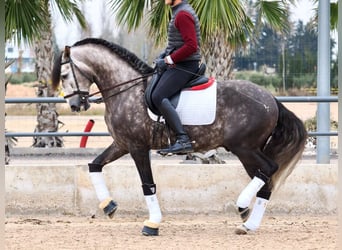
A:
243,197,269,231
89,172,111,202
144,194,162,224
236,176,265,208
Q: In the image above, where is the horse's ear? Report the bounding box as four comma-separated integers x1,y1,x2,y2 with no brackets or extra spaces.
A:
64,46,71,58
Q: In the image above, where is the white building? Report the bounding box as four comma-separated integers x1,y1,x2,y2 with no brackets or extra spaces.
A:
5,42,35,73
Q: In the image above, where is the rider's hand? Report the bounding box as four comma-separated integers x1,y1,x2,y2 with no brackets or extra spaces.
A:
155,58,167,71
157,51,166,59
164,55,174,65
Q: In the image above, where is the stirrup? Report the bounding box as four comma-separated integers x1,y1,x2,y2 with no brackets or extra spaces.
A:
157,140,194,156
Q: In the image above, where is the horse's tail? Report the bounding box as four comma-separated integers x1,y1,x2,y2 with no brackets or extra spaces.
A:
263,99,307,191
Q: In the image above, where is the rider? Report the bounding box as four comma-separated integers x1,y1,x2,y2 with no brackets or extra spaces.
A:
152,0,201,155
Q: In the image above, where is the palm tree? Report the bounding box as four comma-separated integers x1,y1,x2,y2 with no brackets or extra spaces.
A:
310,0,338,31
5,0,87,147
109,0,291,79
107,0,292,162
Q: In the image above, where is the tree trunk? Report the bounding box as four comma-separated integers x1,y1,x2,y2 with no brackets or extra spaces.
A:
202,32,235,80
32,6,63,148
198,32,235,162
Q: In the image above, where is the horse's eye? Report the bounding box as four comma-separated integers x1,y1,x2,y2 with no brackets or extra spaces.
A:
61,74,68,80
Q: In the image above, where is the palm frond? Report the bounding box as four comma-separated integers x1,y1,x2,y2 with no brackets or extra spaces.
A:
190,0,253,47
255,1,290,35
311,1,338,32
52,0,87,28
330,2,338,31
148,1,171,44
5,0,47,44
110,0,148,32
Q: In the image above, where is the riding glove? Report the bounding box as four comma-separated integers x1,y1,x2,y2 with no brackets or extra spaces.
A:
155,58,168,74
157,51,166,59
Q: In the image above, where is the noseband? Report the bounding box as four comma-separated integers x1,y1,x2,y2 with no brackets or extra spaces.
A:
61,58,93,106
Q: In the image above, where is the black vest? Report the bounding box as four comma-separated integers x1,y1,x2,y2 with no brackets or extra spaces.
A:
165,2,201,62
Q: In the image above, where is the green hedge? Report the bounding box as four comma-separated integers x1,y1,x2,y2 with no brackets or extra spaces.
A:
234,71,281,88
234,71,321,91
6,73,37,84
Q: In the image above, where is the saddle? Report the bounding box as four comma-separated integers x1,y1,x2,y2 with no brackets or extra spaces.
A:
144,63,209,116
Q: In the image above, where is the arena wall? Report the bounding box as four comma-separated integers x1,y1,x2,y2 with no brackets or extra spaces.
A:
5,161,337,217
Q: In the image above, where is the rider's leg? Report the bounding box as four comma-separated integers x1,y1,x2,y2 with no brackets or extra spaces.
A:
151,61,199,154
157,98,193,154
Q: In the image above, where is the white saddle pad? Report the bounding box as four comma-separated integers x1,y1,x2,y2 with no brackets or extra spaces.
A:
148,78,217,125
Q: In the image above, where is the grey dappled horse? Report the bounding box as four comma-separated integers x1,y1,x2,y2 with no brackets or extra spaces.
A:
52,38,307,235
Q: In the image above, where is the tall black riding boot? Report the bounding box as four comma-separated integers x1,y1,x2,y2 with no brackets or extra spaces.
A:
157,98,193,155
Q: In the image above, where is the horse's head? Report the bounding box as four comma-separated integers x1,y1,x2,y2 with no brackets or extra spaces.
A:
52,46,93,112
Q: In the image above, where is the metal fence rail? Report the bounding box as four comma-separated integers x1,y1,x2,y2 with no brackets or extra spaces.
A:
5,96,338,138
5,97,99,104
4,131,337,137
5,96,339,104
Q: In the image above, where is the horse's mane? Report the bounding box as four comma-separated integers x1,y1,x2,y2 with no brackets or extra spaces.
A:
73,38,154,75
52,38,154,90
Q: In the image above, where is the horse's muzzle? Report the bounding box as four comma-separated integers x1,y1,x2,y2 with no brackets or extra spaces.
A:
68,95,90,112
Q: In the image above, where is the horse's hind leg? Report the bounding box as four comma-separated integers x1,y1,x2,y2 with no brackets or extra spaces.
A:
231,148,278,234
235,183,272,235
88,142,128,218
130,149,162,236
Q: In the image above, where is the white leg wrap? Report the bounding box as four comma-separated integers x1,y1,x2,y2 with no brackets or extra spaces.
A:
89,172,111,202
144,194,162,224
236,176,265,208
243,197,269,231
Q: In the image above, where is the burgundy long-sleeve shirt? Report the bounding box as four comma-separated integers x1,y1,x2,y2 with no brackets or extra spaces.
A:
169,10,198,63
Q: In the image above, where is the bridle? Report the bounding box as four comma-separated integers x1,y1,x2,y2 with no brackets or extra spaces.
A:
61,58,93,106
60,57,155,104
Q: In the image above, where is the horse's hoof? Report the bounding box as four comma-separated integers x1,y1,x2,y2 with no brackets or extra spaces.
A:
142,226,159,236
156,150,173,156
234,224,250,235
142,220,159,236
104,200,118,218
238,207,250,222
99,198,118,218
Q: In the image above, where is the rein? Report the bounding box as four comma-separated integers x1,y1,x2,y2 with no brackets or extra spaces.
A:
94,64,202,102
88,74,154,103
61,57,207,105
94,64,204,102
61,57,155,103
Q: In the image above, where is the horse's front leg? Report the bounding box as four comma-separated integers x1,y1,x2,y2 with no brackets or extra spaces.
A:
130,149,162,236
88,142,127,218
